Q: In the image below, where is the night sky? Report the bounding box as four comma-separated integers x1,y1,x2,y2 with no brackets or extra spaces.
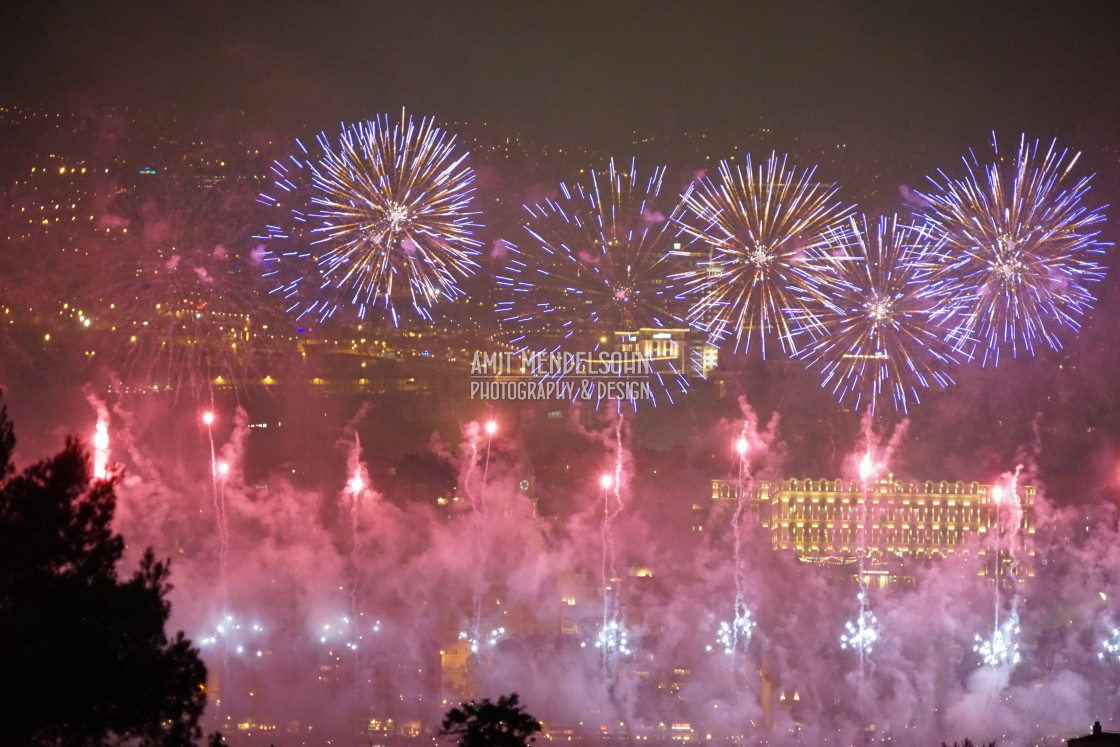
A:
2,1,1118,149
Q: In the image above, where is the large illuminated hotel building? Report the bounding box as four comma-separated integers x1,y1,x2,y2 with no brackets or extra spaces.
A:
707,473,1036,586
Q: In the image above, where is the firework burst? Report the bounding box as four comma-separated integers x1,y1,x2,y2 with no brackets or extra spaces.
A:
79,174,282,398
791,214,966,415
495,158,698,407
670,152,854,358
496,158,683,341
916,133,1109,365
257,112,481,326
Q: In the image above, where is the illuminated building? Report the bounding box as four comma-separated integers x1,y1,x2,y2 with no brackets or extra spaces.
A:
709,474,1035,586
611,327,718,378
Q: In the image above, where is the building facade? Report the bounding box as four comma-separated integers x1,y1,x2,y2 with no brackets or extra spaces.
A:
709,474,1035,586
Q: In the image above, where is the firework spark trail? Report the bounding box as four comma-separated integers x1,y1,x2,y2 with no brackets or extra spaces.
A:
670,151,854,358
975,465,1025,669
839,418,910,666
600,476,616,657
849,452,879,662
472,421,496,648
593,414,630,668
463,420,497,655
709,402,776,658
834,447,881,722
344,433,367,626
791,214,966,415
202,409,229,606
495,158,692,409
343,439,371,692
992,484,1005,643
718,430,757,659
732,433,749,652
705,428,758,659
258,111,481,325
200,407,234,706
916,133,1110,366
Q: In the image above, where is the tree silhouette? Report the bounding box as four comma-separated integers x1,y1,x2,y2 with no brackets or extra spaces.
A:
439,693,542,747
0,395,207,745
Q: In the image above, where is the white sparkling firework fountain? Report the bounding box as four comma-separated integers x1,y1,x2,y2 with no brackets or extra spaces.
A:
202,409,229,604
708,617,755,657
316,613,381,651
840,591,880,656
592,620,632,657
974,612,1022,668
973,469,1025,669
199,614,267,659
1099,627,1120,663
458,626,509,655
